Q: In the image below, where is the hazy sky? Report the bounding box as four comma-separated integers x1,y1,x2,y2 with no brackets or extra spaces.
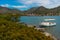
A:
0,0,60,10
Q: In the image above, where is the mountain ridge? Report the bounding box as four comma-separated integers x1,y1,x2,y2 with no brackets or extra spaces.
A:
0,6,60,16
24,6,60,16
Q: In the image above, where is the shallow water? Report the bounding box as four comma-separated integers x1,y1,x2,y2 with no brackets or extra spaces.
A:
20,16,60,39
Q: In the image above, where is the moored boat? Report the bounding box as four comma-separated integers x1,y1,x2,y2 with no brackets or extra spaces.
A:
40,22,56,27
44,18,55,21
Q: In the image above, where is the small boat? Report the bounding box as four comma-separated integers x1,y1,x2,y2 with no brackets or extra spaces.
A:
39,22,56,27
44,18,55,21
39,18,56,27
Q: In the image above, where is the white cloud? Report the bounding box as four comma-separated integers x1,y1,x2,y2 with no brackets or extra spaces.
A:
0,4,9,7
19,0,33,5
12,5,27,8
18,0,51,5
36,0,51,6
0,4,27,8
18,0,60,8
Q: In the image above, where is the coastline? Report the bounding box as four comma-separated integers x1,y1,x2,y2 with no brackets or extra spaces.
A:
27,24,57,40
43,32,57,40
35,28,57,40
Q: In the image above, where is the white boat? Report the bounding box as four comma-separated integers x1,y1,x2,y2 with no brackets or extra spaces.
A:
39,22,56,27
44,18,55,21
39,18,56,27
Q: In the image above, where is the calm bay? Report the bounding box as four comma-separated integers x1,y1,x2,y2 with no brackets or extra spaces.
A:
20,16,60,39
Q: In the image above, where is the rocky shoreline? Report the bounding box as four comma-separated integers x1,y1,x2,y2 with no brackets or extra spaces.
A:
35,28,57,40
27,24,57,40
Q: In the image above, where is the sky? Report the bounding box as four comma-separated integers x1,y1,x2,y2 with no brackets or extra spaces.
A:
0,0,60,10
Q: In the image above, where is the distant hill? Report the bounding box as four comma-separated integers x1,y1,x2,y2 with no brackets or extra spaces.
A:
0,6,22,14
0,6,60,16
25,6,60,16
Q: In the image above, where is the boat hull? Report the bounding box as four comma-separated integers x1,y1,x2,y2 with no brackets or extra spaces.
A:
39,25,56,28
39,22,56,28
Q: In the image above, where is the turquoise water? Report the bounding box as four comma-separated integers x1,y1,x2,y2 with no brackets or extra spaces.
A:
20,16,60,39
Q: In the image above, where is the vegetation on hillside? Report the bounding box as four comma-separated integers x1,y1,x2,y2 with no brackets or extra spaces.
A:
0,6,60,16
0,13,54,40
24,6,60,16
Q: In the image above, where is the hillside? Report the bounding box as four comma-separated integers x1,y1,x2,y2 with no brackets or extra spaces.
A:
0,6,60,16
0,6,22,14
0,14,54,40
25,6,60,16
